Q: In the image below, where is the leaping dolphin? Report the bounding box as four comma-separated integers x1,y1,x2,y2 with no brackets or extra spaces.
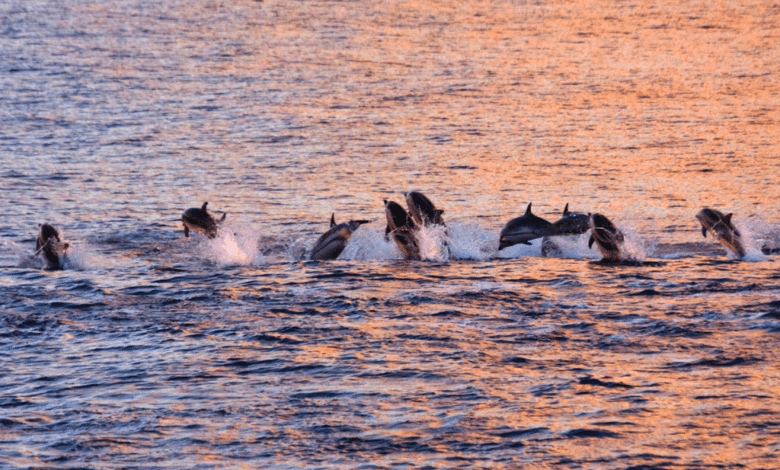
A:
695,207,745,258
182,202,226,239
35,223,69,270
540,204,592,257
552,203,591,235
405,191,445,227
310,214,370,260
384,199,420,260
588,213,624,261
498,203,557,250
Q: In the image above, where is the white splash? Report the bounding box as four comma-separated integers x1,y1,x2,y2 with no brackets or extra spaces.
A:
733,218,768,262
200,220,265,266
446,221,497,261
416,224,451,262
340,227,401,260
618,225,649,262
540,234,601,260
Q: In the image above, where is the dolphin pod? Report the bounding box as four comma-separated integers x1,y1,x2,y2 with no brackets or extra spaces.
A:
499,203,591,252
32,197,774,268
382,191,448,260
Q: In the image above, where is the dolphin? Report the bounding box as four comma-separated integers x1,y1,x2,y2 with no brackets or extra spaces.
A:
35,223,69,270
310,214,370,260
405,191,445,227
385,200,414,235
539,204,591,257
695,207,745,258
182,202,226,238
498,203,557,250
384,199,420,260
552,203,591,235
588,213,624,261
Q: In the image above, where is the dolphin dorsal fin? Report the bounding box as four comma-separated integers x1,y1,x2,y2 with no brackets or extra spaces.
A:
525,203,533,215
330,213,336,227
724,213,733,226
563,203,569,215
201,202,208,212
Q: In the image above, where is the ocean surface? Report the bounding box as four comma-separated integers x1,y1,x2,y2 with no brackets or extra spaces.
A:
2,0,780,468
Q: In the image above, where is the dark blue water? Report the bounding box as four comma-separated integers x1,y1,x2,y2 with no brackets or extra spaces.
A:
2,0,780,468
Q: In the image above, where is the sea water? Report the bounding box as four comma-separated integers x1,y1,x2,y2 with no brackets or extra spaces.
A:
2,0,780,468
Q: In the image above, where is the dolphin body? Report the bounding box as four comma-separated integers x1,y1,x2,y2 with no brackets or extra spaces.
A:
541,204,592,257
588,213,624,261
310,214,370,260
552,204,591,235
182,202,226,238
498,203,557,250
36,223,69,270
695,207,745,258
405,191,445,227
384,199,420,260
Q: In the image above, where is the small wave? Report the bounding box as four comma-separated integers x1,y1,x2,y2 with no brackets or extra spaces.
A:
563,428,621,439
578,376,634,389
666,355,761,369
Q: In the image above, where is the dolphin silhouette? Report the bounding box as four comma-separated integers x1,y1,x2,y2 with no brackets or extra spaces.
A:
695,207,745,258
182,202,226,238
384,199,420,260
310,214,370,260
588,213,624,261
498,203,557,250
35,223,69,270
404,191,445,227
552,203,591,235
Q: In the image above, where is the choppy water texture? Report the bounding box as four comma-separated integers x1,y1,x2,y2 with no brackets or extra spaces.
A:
2,0,780,468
